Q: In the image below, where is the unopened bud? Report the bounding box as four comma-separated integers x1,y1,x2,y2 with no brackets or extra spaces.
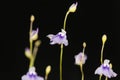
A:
83,42,86,48
25,48,32,59
46,65,51,75
68,2,78,13
102,34,107,44
35,40,41,47
30,15,35,22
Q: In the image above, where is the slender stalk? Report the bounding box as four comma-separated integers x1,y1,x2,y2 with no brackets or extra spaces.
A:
31,44,39,67
29,56,34,68
105,77,108,80
100,43,105,64
60,44,63,80
99,35,107,80
59,10,70,80
80,65,84,80
63,11,70,30
29,18,33,68
45,75,48,80
99,75,102,80
99,43,104,79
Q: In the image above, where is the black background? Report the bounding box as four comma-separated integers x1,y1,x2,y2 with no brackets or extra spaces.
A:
2,0,120,80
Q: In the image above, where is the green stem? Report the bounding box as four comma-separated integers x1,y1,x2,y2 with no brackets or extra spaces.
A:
29,57,34,68
29,21,33,68
100,43,105,64
63,11,70,30
45,75,48,80
99,75,102,80
30,21,33,35
105,77,108,80
60,44,63,80
80,65,84,80
29,40,33,68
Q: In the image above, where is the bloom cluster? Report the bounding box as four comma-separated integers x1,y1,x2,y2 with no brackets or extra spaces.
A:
21,2,117,80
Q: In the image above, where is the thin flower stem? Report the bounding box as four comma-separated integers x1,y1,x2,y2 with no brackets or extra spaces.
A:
100,43,105,64
99,39,105,80
45,75,48,80
59,10,70,80
30,18,33,34
29,41,33,68
63,11,70,30
99,75,102,80
32,44,39,67
60,44,63,80
80,65,84,80
105,77,108,80
29,19,33,68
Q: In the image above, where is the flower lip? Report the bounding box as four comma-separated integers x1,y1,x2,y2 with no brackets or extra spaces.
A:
57,33,65,39
102,64,110,70
28,72,37,78
27,67,37,78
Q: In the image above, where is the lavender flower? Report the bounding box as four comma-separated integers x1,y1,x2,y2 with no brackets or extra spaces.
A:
21,66,44,80
47,29,68,46
95,59,117,78
74,52,87,66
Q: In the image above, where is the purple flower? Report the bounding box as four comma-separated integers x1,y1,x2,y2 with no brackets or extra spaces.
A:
95,59,117,78
47,29,68,46
74,52,87,65
21,66,44,80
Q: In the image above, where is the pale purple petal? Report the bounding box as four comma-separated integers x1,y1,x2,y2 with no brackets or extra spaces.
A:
47,34,55,39
95,66,103,75
63,39,68,46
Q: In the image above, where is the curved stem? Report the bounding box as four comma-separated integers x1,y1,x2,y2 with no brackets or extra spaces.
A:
80,65,84,80
100,43,105,64
60,44,63,80
63,11,70,30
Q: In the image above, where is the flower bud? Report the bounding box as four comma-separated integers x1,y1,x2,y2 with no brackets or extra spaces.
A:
102,34,107,44
68,2,78,13
83,42,86,48
30,28,39,41
30,15,35,22
35,40,41,47
45,65,51,75
25,48,32,59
